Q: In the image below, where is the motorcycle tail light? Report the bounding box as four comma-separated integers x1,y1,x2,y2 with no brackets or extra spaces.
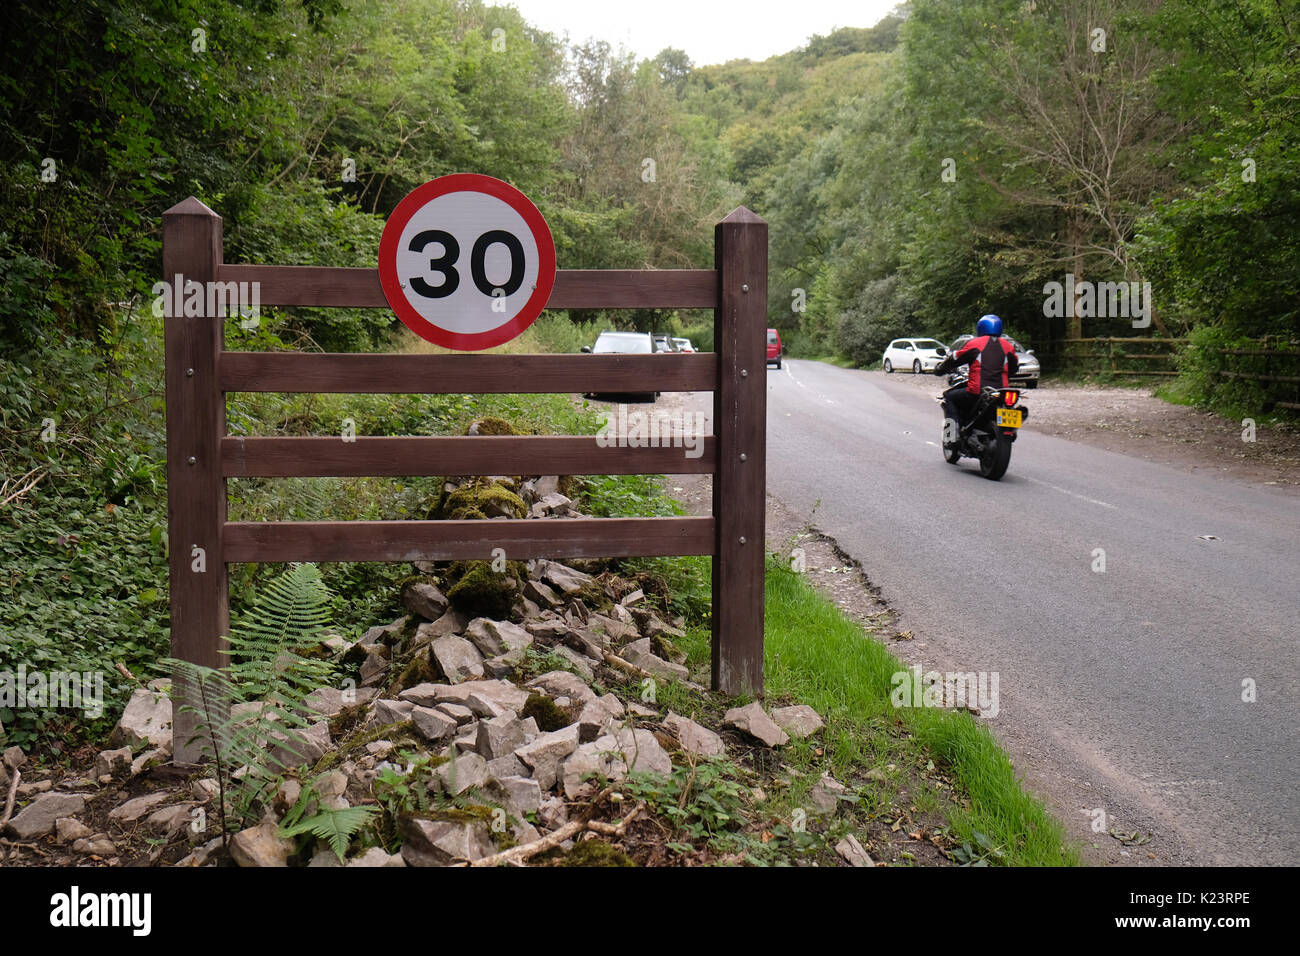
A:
1004,390,1019,406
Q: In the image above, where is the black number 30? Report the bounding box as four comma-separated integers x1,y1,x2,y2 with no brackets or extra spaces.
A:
408,229,525,300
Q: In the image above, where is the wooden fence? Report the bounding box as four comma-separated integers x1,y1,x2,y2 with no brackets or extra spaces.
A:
1058,337,1186,376
1055,336,1300,410
1206,344,1300,412
163,196,768,761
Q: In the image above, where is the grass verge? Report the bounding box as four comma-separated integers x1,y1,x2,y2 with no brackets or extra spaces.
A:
760,560,1077,865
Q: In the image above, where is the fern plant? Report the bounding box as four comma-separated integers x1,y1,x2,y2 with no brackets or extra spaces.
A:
165,563,338,846
278,776,378,860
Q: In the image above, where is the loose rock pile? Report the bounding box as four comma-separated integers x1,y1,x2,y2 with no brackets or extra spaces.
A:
1,457,876,866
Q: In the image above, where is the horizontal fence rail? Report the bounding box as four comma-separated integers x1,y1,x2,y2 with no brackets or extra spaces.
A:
222,435,718,477
223,516,717,563
217,263,720,309
220,351,719,394
1060,337,1186,376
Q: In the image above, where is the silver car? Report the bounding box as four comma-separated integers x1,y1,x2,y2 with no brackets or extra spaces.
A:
581,331,658,401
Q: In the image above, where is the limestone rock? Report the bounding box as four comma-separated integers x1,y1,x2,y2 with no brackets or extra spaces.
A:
433,751,489,795
465,618,533,658
435,703,475,726
664,712,726,757
267,719,331,768
771,705,825,739
229,821,294,867
622,638,689,681
403,581,449,620
561,728,672,799
537,795,568,830
93,747,132,778
526,670,596,705
130,747,171,777
514,725,580,791
411,706,458,744
2,746,25,771
836,834,875,867
73,834,117,857
111,686,173,749
55,817,94,844
809,773,846,814
410,610,469,649
146,803,197,835
523,579,561,610
430,635,484,683
400,816,496,866
644,615,686,641
484,775,542,818
373,698,415,725
399,678,525,712
552,645,595,680
539,560,595,596
475,715,529,761
348,847,406,867
577,694,625,742
109,791,173,823
5,793,86,840
723,701,790,747
587,613,638,644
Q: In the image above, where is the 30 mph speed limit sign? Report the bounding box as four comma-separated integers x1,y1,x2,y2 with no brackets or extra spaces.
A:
378,174,556,350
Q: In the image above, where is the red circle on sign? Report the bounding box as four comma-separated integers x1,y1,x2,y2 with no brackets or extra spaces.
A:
378,174,556,351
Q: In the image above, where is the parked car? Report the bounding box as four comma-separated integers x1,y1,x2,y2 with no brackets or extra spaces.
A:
580,330,657,402
946,334,1040,388
652,335,678,353
882,338,948,374
672,337,696,353
767,328,783,368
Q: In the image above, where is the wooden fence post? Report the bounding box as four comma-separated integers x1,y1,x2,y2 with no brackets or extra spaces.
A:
162,198,228,764
712,207,768,696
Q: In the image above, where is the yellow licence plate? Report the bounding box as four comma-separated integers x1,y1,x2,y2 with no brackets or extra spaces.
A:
996,408,1022,427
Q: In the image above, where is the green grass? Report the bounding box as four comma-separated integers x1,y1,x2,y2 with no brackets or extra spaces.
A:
760,560,1078,866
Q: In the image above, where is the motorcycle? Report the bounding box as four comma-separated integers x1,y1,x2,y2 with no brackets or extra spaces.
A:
935,367,1028,481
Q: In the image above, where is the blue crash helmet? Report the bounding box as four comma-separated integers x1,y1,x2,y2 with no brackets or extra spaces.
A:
976,314,1003,337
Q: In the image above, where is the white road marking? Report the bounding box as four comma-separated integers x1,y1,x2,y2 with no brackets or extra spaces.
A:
1021,474,1119,510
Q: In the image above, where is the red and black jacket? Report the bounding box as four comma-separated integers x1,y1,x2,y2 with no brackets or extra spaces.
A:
952,335,1018,394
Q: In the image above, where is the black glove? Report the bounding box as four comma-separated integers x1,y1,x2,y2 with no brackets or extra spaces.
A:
934,359,954,376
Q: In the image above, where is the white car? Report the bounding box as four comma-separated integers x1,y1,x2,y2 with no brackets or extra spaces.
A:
672,337,696,353
882,338,948,374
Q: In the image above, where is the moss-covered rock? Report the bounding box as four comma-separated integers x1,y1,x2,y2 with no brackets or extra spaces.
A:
443,559,526,619
521,692,574,732
465,417,516,436
556,839,636,867
432,477,526,521
387,650,443,697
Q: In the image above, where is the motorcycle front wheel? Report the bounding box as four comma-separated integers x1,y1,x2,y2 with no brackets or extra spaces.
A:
979,432,1013,480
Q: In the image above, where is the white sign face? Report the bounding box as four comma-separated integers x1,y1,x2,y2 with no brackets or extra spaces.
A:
378,174,556,350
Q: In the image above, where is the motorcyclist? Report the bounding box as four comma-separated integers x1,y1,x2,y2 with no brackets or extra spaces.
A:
934,315,1019,440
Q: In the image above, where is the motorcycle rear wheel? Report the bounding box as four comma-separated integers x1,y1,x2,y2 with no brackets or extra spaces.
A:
979,432,1013,480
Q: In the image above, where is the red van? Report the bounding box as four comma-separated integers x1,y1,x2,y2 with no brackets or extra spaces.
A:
766,328,783,369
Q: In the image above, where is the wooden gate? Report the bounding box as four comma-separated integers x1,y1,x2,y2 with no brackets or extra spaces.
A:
162,196,768,761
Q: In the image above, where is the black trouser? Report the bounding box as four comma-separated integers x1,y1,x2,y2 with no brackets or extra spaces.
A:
942,386,978,428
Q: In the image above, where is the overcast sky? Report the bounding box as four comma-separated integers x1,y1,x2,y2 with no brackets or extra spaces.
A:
503,0,902,66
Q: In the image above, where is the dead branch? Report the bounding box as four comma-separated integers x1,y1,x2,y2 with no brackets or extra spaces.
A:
467,800,645,868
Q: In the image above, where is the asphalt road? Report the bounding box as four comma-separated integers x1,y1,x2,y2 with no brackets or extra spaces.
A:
762,358,1299,865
